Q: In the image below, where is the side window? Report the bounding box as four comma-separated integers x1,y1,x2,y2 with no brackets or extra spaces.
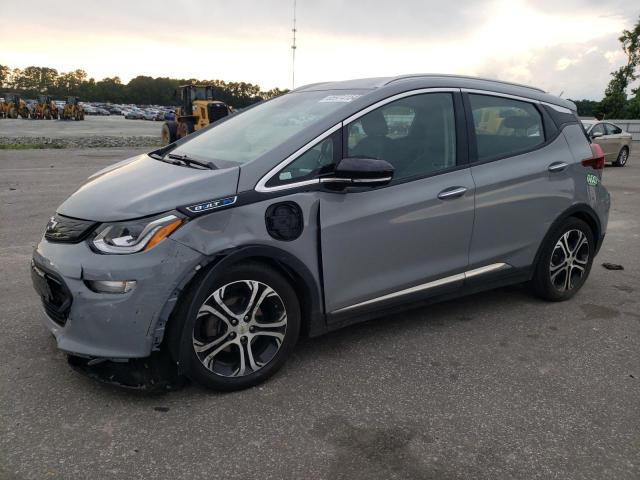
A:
469,94,545,161
346,93,456,181
606,123,621,135
591,123,606,136
267,135,335,187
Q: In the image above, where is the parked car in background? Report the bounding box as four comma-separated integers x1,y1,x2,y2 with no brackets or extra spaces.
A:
142,110,157,121
164,110,176,121
125,110,144,120
582,120,632,167
83,105,98,115
32,75,610,391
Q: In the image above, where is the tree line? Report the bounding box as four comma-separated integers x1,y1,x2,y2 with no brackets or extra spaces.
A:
0,65,288,108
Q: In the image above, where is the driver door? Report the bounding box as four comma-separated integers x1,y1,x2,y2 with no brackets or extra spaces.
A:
319,91,475,317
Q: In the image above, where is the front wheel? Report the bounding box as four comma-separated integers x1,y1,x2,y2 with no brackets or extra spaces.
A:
531,218,594,301
173,263,301,391
613,147,629,167
161,121,177,145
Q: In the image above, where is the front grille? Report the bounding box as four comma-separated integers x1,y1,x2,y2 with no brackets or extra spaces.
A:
44,214,97,243
31,263,73,326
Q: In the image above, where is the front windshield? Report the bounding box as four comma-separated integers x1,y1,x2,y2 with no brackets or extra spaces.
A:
170,90,365,168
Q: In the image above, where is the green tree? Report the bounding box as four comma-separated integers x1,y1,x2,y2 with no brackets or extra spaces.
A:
600,16,640,119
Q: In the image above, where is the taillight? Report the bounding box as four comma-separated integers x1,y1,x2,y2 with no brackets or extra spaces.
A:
582,143,605,170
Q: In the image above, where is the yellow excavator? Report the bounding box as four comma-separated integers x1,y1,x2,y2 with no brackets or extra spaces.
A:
61,96,85,120
32,94,59,120
0,93,30,119
161,85,232,145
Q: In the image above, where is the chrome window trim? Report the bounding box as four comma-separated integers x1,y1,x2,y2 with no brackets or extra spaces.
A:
461,88,574,114
332,262,510,314
255,123,341,193
255,88,459,193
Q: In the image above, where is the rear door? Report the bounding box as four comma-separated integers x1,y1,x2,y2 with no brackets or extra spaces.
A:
464,92,576,273
604,123,624,159
590,123,613,159
318,90,476,316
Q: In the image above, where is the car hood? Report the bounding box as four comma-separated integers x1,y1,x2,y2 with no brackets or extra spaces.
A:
57,153,240,222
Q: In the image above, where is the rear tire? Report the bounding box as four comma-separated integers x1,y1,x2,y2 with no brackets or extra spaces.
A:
613,147,628,167
531,217,594,301
171,262,301,391
161,121,177,145
176,120,194,140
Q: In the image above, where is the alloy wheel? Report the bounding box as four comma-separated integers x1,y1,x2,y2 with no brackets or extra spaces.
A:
192,280,287,377
549,229,590,292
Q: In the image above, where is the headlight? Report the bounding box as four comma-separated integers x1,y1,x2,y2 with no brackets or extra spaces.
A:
91,214,183,254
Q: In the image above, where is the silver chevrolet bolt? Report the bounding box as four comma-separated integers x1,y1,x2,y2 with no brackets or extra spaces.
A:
32,75,610,391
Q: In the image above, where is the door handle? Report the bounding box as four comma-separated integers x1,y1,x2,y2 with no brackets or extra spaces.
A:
548,162,568,172
438,186,467,200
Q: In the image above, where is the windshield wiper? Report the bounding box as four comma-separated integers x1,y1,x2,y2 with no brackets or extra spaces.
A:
167,153,216,170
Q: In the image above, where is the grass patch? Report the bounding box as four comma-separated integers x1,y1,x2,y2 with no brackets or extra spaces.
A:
0,143,64,150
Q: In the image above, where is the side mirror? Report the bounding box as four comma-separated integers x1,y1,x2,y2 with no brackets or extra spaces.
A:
591,131,604,139
323,157,394,188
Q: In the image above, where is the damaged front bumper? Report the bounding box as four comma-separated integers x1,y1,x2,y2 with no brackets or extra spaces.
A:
32,236,202,359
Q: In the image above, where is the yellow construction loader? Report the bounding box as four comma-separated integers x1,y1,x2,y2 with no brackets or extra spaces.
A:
61,96,85,120
0,93,30,119
32,94,59,120
161,85,231,145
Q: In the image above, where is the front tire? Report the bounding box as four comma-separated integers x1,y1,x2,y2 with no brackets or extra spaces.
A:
161,121,177,145
613,147,629,167
173,262,301,391
531,218,594,301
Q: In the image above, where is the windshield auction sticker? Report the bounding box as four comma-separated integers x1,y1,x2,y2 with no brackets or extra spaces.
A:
319,94,362,103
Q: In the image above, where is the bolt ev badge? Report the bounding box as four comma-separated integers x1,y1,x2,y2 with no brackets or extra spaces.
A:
184,196,237,215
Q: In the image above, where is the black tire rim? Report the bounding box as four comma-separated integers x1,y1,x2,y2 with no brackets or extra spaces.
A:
192,280,287,377
549,229,590,292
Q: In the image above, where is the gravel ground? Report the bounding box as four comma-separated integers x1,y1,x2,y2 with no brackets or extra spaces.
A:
0,147,639,480
0,116,161,148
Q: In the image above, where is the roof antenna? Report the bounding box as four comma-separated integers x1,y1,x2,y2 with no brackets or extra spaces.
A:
291,0,297,89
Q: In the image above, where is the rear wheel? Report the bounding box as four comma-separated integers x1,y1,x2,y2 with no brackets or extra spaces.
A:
531,218,594,301
613,147,628,167
176,120,194,140
173,263,301,391
161,121,177,145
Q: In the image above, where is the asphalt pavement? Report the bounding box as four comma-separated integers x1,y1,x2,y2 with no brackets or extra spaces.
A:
1,147,639,480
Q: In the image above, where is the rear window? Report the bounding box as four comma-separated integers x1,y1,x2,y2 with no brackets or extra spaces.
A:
469,94,545,161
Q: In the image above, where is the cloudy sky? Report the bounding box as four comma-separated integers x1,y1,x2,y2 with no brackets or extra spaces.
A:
2,0,638,99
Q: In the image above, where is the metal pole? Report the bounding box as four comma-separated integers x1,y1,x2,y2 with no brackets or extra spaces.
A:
291,0,297,89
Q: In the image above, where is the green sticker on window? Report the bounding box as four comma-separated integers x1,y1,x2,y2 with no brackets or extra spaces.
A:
586,173,599,186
